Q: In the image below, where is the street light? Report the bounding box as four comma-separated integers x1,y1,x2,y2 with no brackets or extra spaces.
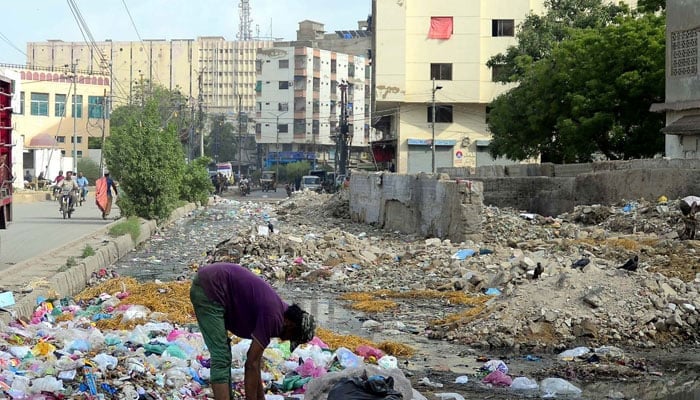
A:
431,77,443,174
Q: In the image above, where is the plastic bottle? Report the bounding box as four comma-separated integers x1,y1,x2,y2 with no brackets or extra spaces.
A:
335,347,363,369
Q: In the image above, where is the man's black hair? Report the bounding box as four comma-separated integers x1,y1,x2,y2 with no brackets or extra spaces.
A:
284,304,305,340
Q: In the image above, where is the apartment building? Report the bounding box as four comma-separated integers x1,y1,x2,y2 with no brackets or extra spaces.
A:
0,65,110,181
256,45,368,169
26,38,273,116
650,1,700,159
372,0,638,173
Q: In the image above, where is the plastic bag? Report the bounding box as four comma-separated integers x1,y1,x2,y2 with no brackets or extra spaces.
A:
122,305,150,321
557,347,591,360
31,341,56,356
454,376,469,384
335,347,364,369
231,340,251,364
540,378,582,396
92,353,118,371
67,339,90,354
30,376,64,393
9,346,31,359
127,326,149,346
295,358,327,378
482,370,512,386
482,359,508,374
377,355,398,369
328,376,403,400
510,376,538,390
356,345,385,360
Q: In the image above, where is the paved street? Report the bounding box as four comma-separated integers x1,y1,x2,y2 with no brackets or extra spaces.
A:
0,195,114,270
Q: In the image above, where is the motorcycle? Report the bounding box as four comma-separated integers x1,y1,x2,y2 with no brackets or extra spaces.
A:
239,181,250,196
285,183,292,197
52,185,62,201
78,187,88,206
59,188,75,219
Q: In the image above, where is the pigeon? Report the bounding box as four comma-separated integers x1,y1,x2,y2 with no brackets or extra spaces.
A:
268,222,274,234
571,258,590,269
532,262,544,280
618,255,639,272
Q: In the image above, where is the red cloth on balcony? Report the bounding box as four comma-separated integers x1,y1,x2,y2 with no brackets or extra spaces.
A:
429,17,453,39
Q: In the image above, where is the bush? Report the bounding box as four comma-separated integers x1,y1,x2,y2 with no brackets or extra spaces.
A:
77,158,101,183
279,161,311,184
81,244,96,258
180,157,213,205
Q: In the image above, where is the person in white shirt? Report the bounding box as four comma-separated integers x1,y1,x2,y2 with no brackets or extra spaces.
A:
680,195,700,239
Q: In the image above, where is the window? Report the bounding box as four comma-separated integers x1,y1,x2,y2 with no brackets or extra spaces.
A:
71,95,83,118
70,136,83,144
56,136,66,143
88,96,103,118
294,119,305,134
277,124,288,133
429,17,453,39
331,59,337,73
492,19,514,37
671,29,698,76
18,92,24,115
255,123,261,134
348,63,355,77
430,63,452,80
55,94,66,117
279,81,289,90
312,120,319,135
77,150,83,158
491,64,507,82
30,93,49,116
427,105,453,123
278,102,289,112
279,59,289,69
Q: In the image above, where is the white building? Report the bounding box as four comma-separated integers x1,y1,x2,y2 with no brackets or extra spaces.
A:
256,45,368,169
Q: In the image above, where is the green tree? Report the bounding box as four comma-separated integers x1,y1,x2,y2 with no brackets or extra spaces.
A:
181,156,214,204
488,15,666,163
77,158,101,183
487,0,629,83
637,0,665,13
205,114,238,163
104,99,187,220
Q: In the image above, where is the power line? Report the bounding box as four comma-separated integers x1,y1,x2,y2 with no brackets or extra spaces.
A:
0,31,27,57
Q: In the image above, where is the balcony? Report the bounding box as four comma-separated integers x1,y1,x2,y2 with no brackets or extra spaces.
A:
294,68,307,76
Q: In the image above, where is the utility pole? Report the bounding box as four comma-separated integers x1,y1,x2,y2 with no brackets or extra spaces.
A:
100,89,107,173
269,110,287,177
338,80,349,177
198,70,204,157
237,93,243,178
70,62,78,173
431,77,443,174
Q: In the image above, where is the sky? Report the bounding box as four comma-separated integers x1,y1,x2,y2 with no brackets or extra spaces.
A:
0,0,371,65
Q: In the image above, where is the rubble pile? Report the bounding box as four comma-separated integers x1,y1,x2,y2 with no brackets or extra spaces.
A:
202,192,700,350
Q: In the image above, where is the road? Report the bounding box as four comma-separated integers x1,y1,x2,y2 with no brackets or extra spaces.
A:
0,195,114,270
229,185,289,202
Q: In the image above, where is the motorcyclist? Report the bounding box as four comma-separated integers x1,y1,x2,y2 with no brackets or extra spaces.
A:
239,176,250,195
57,171,79,211
285,183,292,197
75,171,89,203
52,170,65,199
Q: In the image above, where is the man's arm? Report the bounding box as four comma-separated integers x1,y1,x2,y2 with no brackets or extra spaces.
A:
244,339,266,400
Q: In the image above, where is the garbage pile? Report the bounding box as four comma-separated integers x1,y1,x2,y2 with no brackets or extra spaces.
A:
0,277,421,399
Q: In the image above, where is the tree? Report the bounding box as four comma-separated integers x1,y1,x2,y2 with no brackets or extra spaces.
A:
487,0,629,83
77,158,101,183
104,99,187,220
488,15,666,163
205,114,238,163
637,0,665,13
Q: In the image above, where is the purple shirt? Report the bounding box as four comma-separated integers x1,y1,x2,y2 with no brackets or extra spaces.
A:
197,263,288,347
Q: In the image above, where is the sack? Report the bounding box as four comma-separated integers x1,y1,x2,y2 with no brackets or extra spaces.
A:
328,376,403,400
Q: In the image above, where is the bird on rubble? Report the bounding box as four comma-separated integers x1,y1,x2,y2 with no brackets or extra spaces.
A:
617,255,639,272
571,258,590,269
532,262,544,280
268,221,274,234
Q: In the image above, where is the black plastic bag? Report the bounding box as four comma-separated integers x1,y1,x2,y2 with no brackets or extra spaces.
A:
327,375,403,400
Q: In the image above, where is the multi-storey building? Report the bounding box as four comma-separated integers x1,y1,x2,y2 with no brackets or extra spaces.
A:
26,38,273,116
0,65,110,180
372,0,638,173
256,45,368,169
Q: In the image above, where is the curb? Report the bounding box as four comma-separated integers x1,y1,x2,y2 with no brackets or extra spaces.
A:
1,202,199,323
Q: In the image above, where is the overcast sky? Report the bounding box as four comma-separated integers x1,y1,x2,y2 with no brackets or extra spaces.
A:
0,0,371,65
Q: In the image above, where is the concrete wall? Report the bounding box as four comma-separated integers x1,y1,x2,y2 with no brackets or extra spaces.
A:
349,171,483,242
442,159,700,216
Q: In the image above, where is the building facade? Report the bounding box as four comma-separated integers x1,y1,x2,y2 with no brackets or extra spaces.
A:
26,38,273,116
255,45,369,169
372,0,638,173
650,0,700,159
0,65,110,181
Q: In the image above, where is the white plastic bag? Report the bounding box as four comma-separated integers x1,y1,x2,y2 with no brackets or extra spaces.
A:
454,376,469,384
510,376,538,390
557,346,591,359
92,353,118,371
377,355,398,369
30,376,64,393
540,378,582,396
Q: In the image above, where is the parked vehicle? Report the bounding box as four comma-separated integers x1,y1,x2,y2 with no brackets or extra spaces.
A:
239,180,251,196
0,74,14,233
260,170,277,192
300,175,322,192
